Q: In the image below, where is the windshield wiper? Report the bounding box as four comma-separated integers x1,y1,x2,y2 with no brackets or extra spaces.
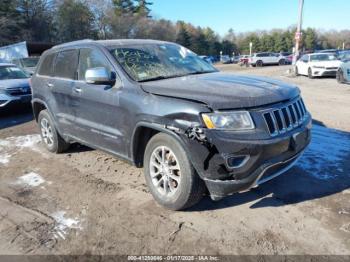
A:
186,70,215,75
139,74,186,83
138,71,215,82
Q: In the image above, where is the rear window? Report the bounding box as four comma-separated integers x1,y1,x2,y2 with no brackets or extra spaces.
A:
38,53,56,76
54,50,79,80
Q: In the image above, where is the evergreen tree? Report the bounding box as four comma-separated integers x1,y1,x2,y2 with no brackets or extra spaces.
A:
176,22,191,48
113,0,135,16
135,0,153,17
56,0,97,42
0,0,22,42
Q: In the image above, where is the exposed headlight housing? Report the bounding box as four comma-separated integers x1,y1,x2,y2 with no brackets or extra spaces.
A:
202,111,255,130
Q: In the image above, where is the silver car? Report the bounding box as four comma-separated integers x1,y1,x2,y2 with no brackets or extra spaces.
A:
337,51,350,84
0,63,31,109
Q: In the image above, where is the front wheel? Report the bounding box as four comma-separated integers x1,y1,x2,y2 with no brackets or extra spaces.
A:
337,69,345,83
308,68,314,79
144,133,205,210
256,60,263,67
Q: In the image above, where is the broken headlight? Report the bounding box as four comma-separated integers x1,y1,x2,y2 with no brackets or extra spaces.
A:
202,111,255,130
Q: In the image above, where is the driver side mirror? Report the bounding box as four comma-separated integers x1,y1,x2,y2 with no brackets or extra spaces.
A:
85,67,115,85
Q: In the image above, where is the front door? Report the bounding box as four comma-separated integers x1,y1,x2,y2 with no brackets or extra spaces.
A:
72,47,127,157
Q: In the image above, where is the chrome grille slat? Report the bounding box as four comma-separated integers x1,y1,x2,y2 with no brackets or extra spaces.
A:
263,98,308,136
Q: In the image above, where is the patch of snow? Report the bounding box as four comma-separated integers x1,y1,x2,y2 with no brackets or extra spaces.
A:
0,153,11,164
51,211,82,240
13,134,42,149
15,172,45,187
296,125,350,180
0,134,47,158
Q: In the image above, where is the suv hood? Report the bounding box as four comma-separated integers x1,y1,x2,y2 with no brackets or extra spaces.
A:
141,72,300,110
0,79,30,90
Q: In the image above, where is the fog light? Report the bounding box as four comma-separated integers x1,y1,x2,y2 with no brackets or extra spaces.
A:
226,155,250,168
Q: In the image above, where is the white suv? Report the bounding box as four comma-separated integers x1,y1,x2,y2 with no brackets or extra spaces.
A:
249,52,286,67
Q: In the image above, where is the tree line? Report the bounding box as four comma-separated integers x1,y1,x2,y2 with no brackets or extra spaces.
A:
1,0,349,56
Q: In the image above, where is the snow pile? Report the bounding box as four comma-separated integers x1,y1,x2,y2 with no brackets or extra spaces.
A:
15,172,45,187
51,211,82,240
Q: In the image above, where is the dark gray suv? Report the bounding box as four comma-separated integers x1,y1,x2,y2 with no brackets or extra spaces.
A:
31,39,311,210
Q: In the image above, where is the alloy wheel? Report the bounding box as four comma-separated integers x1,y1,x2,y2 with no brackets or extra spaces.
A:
149,146,181,197
40,118,54,146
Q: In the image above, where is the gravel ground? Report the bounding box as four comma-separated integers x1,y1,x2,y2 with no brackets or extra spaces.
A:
0,65,349,256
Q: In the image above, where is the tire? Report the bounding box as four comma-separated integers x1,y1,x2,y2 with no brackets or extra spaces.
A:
308,68,314,79
279,59,286,66
337,69,345,83
144,133,205,210
256,60,263,67
38,110,70,153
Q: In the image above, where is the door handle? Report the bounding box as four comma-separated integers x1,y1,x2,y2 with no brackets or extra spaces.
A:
74,87,82,93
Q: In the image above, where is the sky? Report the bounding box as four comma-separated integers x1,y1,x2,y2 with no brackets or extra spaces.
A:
151,0,350,36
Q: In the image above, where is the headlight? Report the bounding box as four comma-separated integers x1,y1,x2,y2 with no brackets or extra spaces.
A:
312,66,325,69
202,111,255,130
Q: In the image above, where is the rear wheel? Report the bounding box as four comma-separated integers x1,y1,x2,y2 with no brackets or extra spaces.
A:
38,110,70,153
144,133,205,210
256,60,263,67
279,59,286,66
337,69,345,83
308,68,314,79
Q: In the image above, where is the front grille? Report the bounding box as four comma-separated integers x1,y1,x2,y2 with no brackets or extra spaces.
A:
326,67,338,70
263,98,308,136
6,87,31,96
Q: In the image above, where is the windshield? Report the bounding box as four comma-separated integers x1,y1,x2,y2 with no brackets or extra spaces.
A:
21,57,39,67
0,66,28,80
110,43,217,82
310,54,337,62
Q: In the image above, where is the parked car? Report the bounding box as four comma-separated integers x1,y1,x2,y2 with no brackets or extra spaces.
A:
231,56,240,64
31,39,311,210
220,55,232,64
295,53,342,78
12,57,40,75
239,55,250,67
0,63,31,109
249,52,286,67
336,51,350,84
317,49,340,57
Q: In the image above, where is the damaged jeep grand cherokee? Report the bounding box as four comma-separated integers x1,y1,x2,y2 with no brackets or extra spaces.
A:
31,39,311,210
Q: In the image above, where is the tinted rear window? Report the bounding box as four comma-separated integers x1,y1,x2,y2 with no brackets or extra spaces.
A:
38,53,56,76
54,50,79,79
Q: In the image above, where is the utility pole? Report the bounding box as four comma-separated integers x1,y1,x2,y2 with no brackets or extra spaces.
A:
293,0,304,66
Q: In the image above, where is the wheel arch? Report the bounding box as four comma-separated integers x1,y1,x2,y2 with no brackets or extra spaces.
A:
131,122,191,168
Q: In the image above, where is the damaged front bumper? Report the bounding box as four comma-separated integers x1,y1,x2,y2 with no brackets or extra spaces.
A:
182,115,312,200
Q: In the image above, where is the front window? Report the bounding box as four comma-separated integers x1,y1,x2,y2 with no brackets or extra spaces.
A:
0,66,28,80
109,43,217,82
310,54,337,62
21,57,39,67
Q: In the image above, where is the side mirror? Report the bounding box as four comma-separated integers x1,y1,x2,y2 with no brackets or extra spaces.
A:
85,67,115,85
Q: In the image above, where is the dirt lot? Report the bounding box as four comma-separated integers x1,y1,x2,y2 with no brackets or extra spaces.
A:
0,65,349,256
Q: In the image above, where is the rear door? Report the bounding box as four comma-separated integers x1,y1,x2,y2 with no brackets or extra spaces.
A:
72,47,126,155
49,49,79,135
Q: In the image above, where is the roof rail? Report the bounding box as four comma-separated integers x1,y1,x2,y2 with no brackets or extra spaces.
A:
52,39,94,49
